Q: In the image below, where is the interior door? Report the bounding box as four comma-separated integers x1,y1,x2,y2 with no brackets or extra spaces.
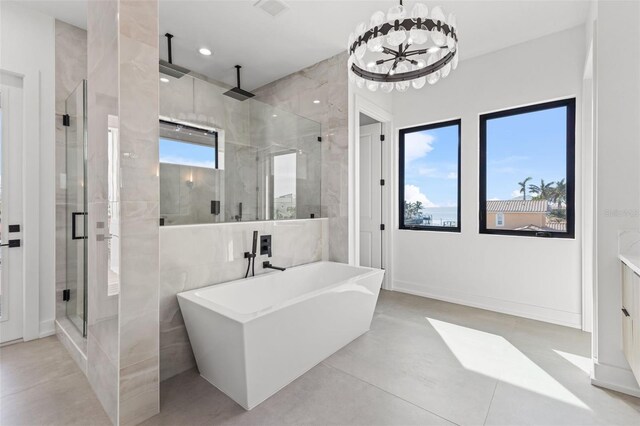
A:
359,123,382,269
0,78,24,344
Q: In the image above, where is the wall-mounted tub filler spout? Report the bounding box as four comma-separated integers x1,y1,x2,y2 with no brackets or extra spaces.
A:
244,231,258,278
263,261,286,272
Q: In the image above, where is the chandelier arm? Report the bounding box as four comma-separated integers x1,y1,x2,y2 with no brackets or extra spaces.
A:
349,18,457,56
382,46,400,57
352,50,455,83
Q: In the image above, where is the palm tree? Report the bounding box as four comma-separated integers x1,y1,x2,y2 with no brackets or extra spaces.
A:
551,178,567,208
414,201,424,216
529,179,555,201
517,177,532,200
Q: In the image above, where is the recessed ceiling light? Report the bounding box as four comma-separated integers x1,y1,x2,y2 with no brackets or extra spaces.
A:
160,77,169,83
199,47,212,56
313,100,320,104
272,114,278,118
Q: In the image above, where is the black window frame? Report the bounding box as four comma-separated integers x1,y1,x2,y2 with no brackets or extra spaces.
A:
479,98,576,239
399,119,462,233
159,119,219,169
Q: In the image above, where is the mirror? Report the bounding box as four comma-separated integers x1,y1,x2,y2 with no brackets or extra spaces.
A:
159,73,322,225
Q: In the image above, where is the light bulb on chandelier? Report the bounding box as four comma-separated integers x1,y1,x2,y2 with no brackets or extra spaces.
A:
347,0,459,93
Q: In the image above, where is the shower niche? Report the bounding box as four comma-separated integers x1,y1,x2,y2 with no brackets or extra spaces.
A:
158,73,322,225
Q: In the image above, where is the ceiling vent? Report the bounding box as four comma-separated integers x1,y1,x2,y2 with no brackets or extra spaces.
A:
254,0,290,18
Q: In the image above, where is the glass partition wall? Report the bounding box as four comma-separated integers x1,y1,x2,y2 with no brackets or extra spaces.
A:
159,74,322,225
65,80,88,336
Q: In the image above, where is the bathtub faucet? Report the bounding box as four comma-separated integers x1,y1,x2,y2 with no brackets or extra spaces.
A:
263,261,286,271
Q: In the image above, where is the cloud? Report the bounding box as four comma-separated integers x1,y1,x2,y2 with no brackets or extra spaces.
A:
511,189,523,198
446,172,457,180
404,184,437,207
404,133,434,163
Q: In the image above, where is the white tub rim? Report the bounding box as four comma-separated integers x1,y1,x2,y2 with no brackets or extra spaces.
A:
177,261,383,324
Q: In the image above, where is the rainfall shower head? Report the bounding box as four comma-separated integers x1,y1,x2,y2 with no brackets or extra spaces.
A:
159,33,190,79
224,65,255,101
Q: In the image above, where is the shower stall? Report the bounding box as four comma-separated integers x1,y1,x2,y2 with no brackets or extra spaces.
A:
64,80,88,336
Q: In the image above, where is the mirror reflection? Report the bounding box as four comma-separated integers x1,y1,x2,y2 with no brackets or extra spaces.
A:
159,74,322,225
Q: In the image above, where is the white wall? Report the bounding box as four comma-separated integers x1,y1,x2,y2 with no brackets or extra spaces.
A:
591,0,640,396
390,26,586,327
0,3,56,339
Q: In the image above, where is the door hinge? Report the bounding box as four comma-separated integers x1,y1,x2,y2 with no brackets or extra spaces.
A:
63,289,71,302
380,224,385,231
380,179,385,186
63,114,70,127
317,136,322,142
380,134,385,142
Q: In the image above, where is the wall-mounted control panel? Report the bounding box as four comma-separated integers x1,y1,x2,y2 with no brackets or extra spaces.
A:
260,235,272,257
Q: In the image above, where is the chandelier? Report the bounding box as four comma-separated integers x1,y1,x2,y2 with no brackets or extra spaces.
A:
347,0,459,92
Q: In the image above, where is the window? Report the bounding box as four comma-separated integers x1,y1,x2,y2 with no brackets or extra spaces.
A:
479,99,575,238
399,119,461,232
159,120,218,169
272,152,297,219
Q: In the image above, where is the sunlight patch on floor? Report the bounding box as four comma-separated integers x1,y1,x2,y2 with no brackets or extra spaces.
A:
553,349,592,375
427,317,590,410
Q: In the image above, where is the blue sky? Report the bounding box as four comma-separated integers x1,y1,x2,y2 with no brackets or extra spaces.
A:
404,124,459,208
486,106,567,200
159,137,216,169
403,106,567,207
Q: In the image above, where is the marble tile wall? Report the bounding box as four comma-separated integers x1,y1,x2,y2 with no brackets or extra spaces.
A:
159,218,328,381
87,0,120,423
87,1,160,424
54,19,87,362
254,52,349,262
159,163,225,225
117,0,160,424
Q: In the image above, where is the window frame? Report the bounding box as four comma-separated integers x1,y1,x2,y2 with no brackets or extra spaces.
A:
478,98,576,239
159,119,219,169
398,119,462,233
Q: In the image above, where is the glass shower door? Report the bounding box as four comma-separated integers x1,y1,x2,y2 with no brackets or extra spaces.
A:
65,80,88,336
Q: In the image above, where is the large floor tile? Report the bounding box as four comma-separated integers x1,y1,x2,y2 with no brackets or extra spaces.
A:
0,370,111,426
324,312,498,425
144,364,453,426
0,336,80,397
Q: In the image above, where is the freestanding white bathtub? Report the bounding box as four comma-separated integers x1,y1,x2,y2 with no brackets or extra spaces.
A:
177,261,384,410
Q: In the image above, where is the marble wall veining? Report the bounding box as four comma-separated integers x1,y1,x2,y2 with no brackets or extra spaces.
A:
87,0,120,423
254,52,349,262
117,0,160,424
87,1,160,424
159,218,328,381
54,19,87,364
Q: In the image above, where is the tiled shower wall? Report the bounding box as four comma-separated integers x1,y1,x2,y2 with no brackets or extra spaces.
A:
254,53,349,262
159,218,328,381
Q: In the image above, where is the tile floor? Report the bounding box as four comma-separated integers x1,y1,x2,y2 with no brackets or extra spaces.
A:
0,335,111,426
3,290,640,426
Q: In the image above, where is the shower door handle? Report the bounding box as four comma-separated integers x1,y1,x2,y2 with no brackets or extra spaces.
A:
72,212,88,240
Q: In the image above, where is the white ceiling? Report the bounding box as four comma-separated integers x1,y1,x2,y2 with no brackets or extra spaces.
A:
19,0,591,91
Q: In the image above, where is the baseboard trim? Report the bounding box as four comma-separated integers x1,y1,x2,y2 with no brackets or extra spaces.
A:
592,361,640,398
39,319,56,338
393,280,582,329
